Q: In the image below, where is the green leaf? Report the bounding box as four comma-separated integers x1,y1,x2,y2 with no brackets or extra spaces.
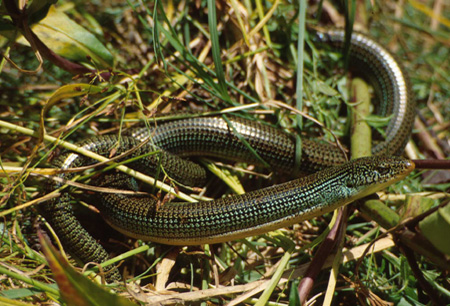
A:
27,0,58,24
364,113,393,128
0,288,45,300
419,204,450,256
288,279,301,306
315,80,339,96
0,296,36,306
40,83,103,137
0,22,18,43
207,0,231,103
39,231,137,306
17,6,113,67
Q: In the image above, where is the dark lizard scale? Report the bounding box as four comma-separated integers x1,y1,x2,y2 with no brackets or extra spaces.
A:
99,178,324,239
316,30,415,155
127,116,347,174
48,135,208,187
317,32,395,115
44,135,207,281
43,136,129,281
95,157,412,242
44,29,416,282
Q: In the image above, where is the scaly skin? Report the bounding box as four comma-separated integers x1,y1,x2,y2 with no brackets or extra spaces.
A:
95,156,414,245
42,30,415,282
